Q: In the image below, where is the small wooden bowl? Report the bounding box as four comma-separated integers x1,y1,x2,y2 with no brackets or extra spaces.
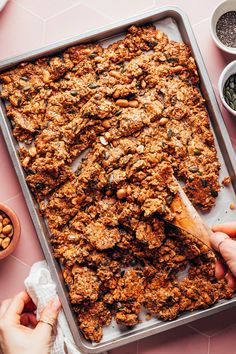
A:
0,203,21,261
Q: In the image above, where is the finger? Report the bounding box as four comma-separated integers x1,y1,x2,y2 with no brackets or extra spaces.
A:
5,291,31,323
210,232,230,251
212,222,236,237
225,272,236,290
210,232,236,277
215,259,227,279
20,313,38,328
0,299,12,317
34,298,61,342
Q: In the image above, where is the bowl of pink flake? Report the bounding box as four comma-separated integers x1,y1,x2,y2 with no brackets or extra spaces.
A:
211,0,236,54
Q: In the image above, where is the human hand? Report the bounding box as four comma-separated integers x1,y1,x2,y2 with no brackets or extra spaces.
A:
0,291,61,354
210,222,236,290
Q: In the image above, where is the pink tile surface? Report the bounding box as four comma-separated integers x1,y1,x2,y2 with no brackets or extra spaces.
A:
0,1,236,353
14,0,78,19
210,325,236,354
189,307,236,337
45,3,112,45
0,131,21,201
155,0,222,25
0,255,30,301
0,0,43,60
82,0,155,20
138,326,208,354
111,341,138,354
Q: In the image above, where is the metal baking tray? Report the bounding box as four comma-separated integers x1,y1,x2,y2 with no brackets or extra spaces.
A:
1,6,236,353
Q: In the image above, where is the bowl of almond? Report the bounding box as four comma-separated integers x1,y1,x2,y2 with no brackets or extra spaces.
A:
0,203,20,260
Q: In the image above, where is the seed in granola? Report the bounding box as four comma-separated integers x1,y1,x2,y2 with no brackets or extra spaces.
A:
20,76,28,81
170,96,177,106
167,129,173,139
201,179,208,188
89,53,97,59
145,40,158,47
193,148,201,156
115,109,122,116
88,83,98,89
35,182,45,190
189,166,199,173
230,202,235,210
70,90,78,96
210,189,218,198
130,259,137,266
166,195,173,205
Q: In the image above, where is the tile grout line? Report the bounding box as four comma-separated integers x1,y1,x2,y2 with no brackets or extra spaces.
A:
2,192,22,204
11,0,44,21
10,254,31,269
210,323,236,338
187,324,210,338
207,336,210,354
81,2,114,22
44,1,84,21
192,16,210,28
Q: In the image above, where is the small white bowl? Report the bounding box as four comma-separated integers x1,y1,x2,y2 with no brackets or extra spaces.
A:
211,0,236,55
218,60,236,116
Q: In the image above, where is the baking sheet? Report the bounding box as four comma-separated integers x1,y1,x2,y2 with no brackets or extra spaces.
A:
1,6,236,353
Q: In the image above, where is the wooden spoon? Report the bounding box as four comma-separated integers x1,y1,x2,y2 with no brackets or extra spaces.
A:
168,178,213,249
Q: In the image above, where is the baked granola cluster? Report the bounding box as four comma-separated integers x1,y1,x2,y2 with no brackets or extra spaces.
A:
0,25,232,343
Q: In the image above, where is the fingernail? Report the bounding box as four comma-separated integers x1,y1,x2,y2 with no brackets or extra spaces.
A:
51,297,61,311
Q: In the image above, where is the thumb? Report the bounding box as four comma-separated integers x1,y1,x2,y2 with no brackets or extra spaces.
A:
210,232,236,277
34,297,61,343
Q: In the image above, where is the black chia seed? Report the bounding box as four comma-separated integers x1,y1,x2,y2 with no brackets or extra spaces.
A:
216,11,236,48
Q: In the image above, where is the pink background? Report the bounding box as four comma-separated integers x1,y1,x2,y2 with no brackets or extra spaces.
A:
0,0,236,353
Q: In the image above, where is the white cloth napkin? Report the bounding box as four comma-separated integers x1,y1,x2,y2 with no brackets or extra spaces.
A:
0,0,8,11
25,261,105,354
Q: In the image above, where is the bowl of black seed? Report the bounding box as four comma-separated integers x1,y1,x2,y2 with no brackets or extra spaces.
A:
219,60,236,115
211,0,236,54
